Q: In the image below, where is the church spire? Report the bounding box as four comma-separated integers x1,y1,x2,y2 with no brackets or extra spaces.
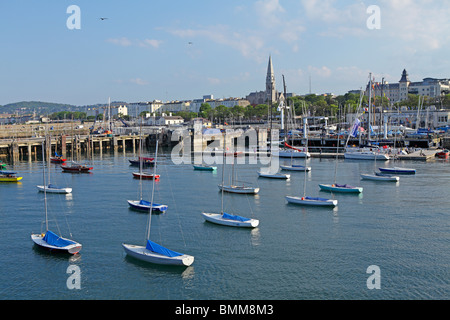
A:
266,55,276,103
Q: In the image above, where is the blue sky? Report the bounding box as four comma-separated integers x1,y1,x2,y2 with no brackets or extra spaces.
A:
1,0,450,106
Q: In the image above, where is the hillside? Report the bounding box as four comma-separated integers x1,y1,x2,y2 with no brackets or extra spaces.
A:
0,101,79,114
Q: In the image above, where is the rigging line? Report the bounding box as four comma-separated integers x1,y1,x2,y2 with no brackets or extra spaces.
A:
164,150,187,248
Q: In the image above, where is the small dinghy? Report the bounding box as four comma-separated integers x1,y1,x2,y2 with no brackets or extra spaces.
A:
123,241,194,266
285,196,337,206
127,199,168,213
37,184,72,194
319,183,363,193
361,173,399,182
201,212,259,228
257,171,290,179
31,230,82,254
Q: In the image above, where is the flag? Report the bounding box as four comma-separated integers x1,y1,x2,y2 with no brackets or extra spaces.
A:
350,118,361,137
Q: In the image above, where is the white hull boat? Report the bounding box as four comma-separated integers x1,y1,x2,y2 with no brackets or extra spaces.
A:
37,184,72,194
122,243,194,266
127,200,168,212
360,173,399,182
285,196,337,207
257,171,290,179
218,184,259,194
201,212,259,228
280,164,311,172
31,232,82,254
344,151,389,160
277,149,310,158
379,167,416,174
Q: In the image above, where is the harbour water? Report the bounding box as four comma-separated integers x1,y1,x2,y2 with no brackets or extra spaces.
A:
0,149,449,300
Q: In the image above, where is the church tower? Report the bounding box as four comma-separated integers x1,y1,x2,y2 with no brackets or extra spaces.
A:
266,55,276,104
399,69,410,101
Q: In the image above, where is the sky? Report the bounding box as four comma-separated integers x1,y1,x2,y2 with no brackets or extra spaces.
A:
1,0,450,106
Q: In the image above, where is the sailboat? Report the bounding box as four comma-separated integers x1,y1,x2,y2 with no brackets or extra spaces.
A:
279,83,311,171
360,78,399,183
131,119,159,180
38,140,72,193
31,143,82,254
61,119,93,173
123,141,194,266
344,74,389,161
202,136,259,228
128,139,167,213
219,141,259,194
378,100,416,175
319,102,363,194
50,152,66,163
0,171,23,182
257,170,290,179
286,120,338,206
193,164,217,171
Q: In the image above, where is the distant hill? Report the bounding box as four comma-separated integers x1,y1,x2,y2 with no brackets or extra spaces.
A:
0,100,128,115
0,101,79,114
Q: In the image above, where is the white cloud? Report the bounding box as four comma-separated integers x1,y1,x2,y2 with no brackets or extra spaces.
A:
107,37,132,47
308,66,332,78
169,26,265,62
107,37,162,49
129,78,149,86
254,0,285,25
139,39,163,48
378,0,450,50
207,77,221,85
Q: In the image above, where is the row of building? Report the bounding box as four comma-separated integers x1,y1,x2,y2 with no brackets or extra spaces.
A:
85,95,252,120
361,69,450,103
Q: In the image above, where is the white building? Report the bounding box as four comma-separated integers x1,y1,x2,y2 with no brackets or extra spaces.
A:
160,101,191,113
367,69,450,103
145,115,184,126
85,105,128,119
127,101,164,118
346,106,450,130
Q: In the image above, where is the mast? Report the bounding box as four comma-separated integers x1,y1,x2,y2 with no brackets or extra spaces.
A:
303,118,308,197
139,118,143,200
108,97,112,132
221,133,225,214
146,140,158,241
368,72,372,142
42,141,48,231
282,75,288,143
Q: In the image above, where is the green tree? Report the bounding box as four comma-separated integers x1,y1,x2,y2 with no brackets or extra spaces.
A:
199,103,212,119
231,105,246,122
214,105,229,124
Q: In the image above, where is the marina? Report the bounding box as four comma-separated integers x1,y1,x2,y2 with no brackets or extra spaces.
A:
0,148,448,300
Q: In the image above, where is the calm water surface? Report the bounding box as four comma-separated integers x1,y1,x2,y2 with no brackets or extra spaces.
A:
0,150,448,300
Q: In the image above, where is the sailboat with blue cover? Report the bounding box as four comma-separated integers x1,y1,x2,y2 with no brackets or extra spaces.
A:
319,96,363,194
31,143,82,254
201,135,259,228
123,141,194,266
286,120,338,206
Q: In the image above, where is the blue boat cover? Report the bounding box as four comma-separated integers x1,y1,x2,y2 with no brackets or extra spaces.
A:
146,240,182,257
222,212,250,222
335,184,354,188
0,171,17,175
138,200,168,211
305,197,330,201
43,230,75,247
139,199,152,206
48,184,61,189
